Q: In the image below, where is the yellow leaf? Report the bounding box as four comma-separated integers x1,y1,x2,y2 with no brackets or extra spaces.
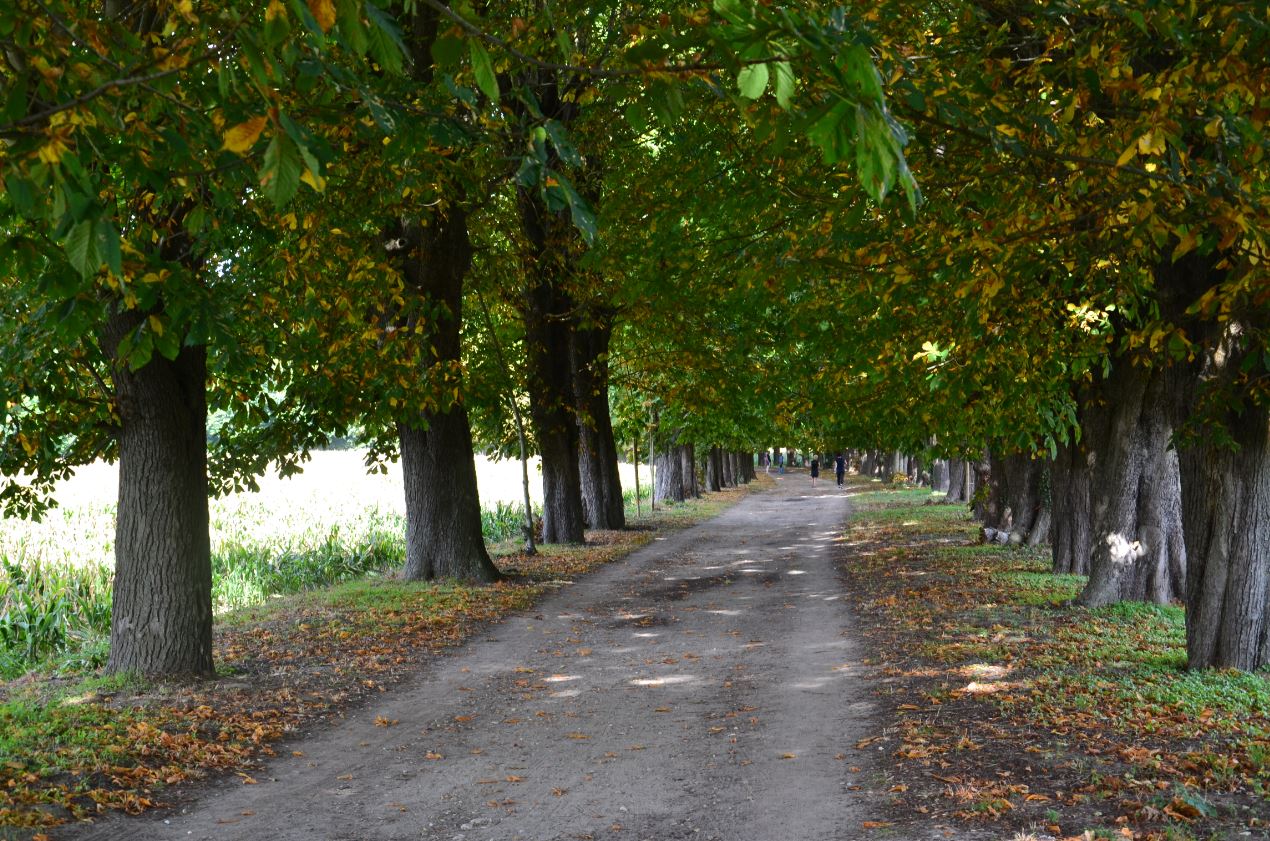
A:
1172,230,1198,262
307,0,336,32
300,167,326,192
265,0,287,22
1204,117,1222,138
148,315,164,336
38,137,69,164
1137,129,1165,156
1115,142,1137,167
222,116,268,154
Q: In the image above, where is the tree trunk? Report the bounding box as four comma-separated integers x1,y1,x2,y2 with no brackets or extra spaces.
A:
573,314,625,530
931,459,949,494
973,451,998,524
398,410,499,581
722,450,736,487
103,311,213,677
519,190,586,545
388,205,500,581
706,446,723,491
1160,253,1269,670
654,433,685,504
1000,452,1049,542
680,443,699,498
1051,437,1093,575
1076,363,1185,607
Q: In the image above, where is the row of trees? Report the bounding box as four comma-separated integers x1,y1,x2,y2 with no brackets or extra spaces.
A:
2,1,1266,675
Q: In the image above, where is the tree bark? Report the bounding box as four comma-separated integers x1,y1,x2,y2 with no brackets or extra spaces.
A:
1160,253,1269,670
573,313,624,530
654,432,685,503
1076,363,1185,607
680,443,699,498
722,450,735,487
931,459,949,494
1051,433,1093,575
706,446,723,491
389,206,500,582
519,194,586,545
102,310,213,677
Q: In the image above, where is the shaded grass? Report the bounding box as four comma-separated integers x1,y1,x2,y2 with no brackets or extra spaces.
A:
841,481,1270,838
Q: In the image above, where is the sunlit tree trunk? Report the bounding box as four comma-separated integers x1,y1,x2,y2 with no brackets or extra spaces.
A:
103,309,213,677
1076,363,1185,607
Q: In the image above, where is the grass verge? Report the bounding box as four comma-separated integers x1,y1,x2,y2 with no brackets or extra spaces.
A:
839,480,1268,841
0,480,759,834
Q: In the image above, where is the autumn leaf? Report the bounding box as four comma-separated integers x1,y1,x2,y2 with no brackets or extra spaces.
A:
373,715,398,727
307,0,336,32
222,116,268,155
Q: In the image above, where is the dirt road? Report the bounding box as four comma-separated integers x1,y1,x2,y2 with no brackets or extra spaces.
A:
74,476,899,841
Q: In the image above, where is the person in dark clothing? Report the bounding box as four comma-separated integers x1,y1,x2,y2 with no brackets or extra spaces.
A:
835,453,846,487
809,456,820,486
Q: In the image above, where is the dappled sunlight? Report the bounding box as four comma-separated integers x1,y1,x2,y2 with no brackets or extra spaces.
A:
629,675,697,687
543,674,581,683
707,609,742,616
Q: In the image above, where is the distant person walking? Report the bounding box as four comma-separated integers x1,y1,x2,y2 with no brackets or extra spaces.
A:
761,451,770,473
778,452,785,474
835,453,846,488
809,455,820,486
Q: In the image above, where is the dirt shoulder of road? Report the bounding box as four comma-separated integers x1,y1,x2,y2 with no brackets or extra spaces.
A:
836,482,1269,841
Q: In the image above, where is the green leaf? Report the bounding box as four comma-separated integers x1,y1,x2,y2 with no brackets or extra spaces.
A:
94,218,122,277
335,0,369,54
431,34,464,68
364,1,405,74
737,62,769,99
624,102,649,135
713,0,748,26
543,120,581,168
469,40,499,102
843,45,884,102
64,220,97,278
259,133,303,207
4,174,35,215
772,60,795,109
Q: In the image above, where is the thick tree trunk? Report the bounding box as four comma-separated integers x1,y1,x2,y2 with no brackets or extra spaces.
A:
103,312,213,677
519,190,586,545
1160,254,1269,670
573,315,624,530
999,453,1049,543
389,206,500,581
1076,363,1185,607
398,410,499,581
654,433,685,504
1051,436,1093,575
680,444,699,498
722,450,736,487
706,446,723,491
931,459,949,494
944,458,967,502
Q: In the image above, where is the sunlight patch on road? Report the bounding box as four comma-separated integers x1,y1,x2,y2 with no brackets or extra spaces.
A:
543,674,580,683
629,675,696,687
